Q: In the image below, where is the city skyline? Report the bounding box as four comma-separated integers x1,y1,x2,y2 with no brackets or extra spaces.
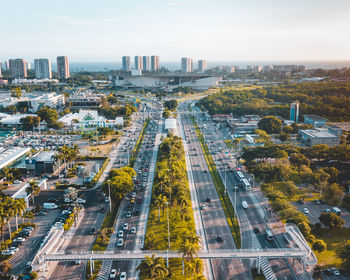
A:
1,0,350,62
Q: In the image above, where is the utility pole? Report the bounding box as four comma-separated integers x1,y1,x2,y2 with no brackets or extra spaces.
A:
107,180,112,211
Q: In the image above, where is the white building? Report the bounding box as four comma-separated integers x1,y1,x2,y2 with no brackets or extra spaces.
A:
58,109,123,130
0,92,64,112
198,60,207,73
0,114,38,126
181,57,193,73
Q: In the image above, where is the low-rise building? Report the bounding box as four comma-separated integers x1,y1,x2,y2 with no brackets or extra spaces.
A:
58,109,123,130
67,91,103,109
165,118,177,135
0,114,37,127
303,114,327,128
0,147,31,171
299,128,340,147
25,151,61,175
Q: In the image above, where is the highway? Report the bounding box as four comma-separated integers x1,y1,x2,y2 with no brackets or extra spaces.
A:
178,101,252,279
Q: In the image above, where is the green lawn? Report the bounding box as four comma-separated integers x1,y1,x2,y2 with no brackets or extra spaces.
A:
312,228,350,267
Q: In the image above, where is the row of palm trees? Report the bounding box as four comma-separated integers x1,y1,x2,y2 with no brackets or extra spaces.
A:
0,196,26,243
54,144,80,173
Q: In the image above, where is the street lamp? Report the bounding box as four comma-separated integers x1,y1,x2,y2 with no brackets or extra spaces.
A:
107,180,112,211
165,201,170,249
250,173,255,189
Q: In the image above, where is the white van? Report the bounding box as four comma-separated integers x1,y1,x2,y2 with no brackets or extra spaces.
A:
241,200,248,209
43,203,58,209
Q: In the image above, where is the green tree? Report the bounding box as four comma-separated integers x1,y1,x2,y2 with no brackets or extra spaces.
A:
337,241,350,272
319,212,345,229
26,181,41,208
279,132,290,141
258,116,282,134
37,106,59,128
154,194,167,221
312,239,327,252
180,239,200,261
164,99,178,110
322,183,344,205
20,116,41,131
162,110,171,119
290,153,311,167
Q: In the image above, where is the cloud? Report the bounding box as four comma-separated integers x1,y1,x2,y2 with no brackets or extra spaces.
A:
103,18,120,23
54,16,93,25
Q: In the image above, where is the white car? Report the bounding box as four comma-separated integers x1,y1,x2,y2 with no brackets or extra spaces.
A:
130,227,136,234
13,237,25,242
1,249,15,256
118,230,124,238
120,272,127,280
64,197,72,203
13,180,23,184
331,267,340,276
110,268,117,278
122,223,128,230
200,204,206,210
303,208,310,214
131,192,136,198
117,238,123,247
76,198,86,204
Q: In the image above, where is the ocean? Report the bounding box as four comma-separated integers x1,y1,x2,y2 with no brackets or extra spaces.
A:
50,61,350,73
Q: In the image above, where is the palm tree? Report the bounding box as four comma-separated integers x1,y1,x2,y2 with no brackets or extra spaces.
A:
184,231,201,245
154,194,167,220
184,260,196,277
180,239,200,262
13,199,26,230
26,181,41,208
191,258,204,275
0,207,6,242
178,207,189,221
136,254,168,279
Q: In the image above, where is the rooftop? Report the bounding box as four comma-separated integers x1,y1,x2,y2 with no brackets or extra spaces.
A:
304,114,327,121
31,151,56,162
301,129,338,139
0,147,31,170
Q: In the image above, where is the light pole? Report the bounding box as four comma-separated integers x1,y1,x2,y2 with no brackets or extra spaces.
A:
224,166,227,195
165,201,170,249
250,173,255,189
107,180,112,211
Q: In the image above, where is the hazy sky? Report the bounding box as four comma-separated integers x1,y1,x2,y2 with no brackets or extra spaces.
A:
1,0,350,62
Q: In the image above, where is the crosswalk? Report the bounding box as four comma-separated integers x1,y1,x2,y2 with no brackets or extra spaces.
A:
252,234,277,280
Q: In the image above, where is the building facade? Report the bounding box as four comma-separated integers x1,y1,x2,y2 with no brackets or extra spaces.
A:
303,115,327,128
34,58,52,79
181,57,193,73
57,56,70,80
290,102,299,122
142,56,150,71
198,60,207,73
151,55,159,72
299,129,340,147
122,56,131,71
134,56,143,70
9,59,27,79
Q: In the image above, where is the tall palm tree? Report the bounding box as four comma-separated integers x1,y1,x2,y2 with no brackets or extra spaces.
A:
180,239,200,262
184,260,196,277
178,207,189,221
184,231,201,245
0,207,6,242
26,181,41,208
13,199,26,230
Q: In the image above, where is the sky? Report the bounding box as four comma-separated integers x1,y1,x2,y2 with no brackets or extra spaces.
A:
1,0,350,62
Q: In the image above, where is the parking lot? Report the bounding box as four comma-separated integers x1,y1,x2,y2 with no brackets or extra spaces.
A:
293,200,350,227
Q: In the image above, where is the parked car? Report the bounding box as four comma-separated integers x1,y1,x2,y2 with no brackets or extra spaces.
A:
76,198,86,204
1,249,15,256
126,211,131,218
303,208,310,214
43,203,58,209
13,237,25,243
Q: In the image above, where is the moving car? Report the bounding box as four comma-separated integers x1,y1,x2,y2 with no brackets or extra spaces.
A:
90,227,96,235
118,230,124,238
120,272,127,280
241,201,248,209
200,204,206,210
130,227,136,234
110,268,117,278
76,198,86,204
331,267,340,276
117,238,123,247
123,223,128,230
126,211,131,218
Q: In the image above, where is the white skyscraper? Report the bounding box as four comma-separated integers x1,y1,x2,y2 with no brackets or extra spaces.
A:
134,56,143,70
181,57,193,73
34,58,52,79
198,60,207,72
142,56,150,71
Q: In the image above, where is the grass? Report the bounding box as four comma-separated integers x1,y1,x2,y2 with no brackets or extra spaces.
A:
142,136,203,280
191,116,241,248
312,227,350,267
129,118,150,167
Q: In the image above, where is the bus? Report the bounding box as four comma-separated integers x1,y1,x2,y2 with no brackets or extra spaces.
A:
242,179,251,190
235,171,245,182
265,229,274,241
